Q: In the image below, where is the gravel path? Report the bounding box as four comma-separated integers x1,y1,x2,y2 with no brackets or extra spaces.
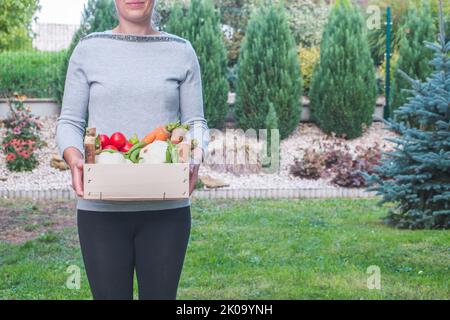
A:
200,121,397,189
0,116,397,191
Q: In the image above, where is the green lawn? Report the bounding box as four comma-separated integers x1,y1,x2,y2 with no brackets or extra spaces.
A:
0,198,448,299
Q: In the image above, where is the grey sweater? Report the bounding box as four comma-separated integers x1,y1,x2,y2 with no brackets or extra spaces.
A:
56,30,210,212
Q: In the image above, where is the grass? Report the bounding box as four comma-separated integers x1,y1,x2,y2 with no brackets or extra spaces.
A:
0,198,448,300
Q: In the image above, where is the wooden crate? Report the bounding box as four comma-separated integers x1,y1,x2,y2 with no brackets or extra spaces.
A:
83,163,190,200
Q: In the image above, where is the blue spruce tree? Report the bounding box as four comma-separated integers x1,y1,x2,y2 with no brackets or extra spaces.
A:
364,1,450,229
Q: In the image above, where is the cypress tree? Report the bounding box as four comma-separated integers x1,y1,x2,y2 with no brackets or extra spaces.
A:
390,0,436,117
234,2,302,139
54,0,118,103
364,1,449,229
309,0,377,139
166,0,229,130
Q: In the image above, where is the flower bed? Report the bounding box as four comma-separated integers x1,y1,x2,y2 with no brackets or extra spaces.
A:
1,95,44,172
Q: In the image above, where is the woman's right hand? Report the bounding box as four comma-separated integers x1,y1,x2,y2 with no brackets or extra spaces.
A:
63,147,84,197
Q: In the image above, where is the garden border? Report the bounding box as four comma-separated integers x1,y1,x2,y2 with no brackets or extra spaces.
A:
0,187,379,201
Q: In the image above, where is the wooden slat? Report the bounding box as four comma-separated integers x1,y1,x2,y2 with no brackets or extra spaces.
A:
83,163,189,200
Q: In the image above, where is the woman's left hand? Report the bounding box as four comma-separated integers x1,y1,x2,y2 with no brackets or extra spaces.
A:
189,163,200,196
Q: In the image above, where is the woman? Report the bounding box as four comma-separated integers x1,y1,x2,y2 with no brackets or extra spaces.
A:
56,0,209,300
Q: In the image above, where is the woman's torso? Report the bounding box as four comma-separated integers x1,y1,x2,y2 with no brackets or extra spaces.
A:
75,30,193,212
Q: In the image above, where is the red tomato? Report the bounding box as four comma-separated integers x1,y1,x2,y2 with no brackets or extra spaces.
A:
120,142,133,153
98,134,110,148
109,132,127,150
103,145,118,151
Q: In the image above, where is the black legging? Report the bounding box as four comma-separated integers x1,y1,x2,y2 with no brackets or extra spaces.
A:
77,206,191,300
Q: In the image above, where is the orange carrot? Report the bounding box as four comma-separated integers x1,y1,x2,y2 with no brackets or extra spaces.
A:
141,126,170,144
141,130,157,144
154,126,170,141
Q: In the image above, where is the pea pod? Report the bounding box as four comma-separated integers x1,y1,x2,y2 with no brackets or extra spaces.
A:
101,148,119,154
130,147,142,163
125,141,147,157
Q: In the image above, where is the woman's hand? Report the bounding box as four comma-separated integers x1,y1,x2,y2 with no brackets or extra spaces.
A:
64,147,84,197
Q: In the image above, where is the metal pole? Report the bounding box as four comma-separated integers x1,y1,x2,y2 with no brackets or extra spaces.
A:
384,6,392,119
